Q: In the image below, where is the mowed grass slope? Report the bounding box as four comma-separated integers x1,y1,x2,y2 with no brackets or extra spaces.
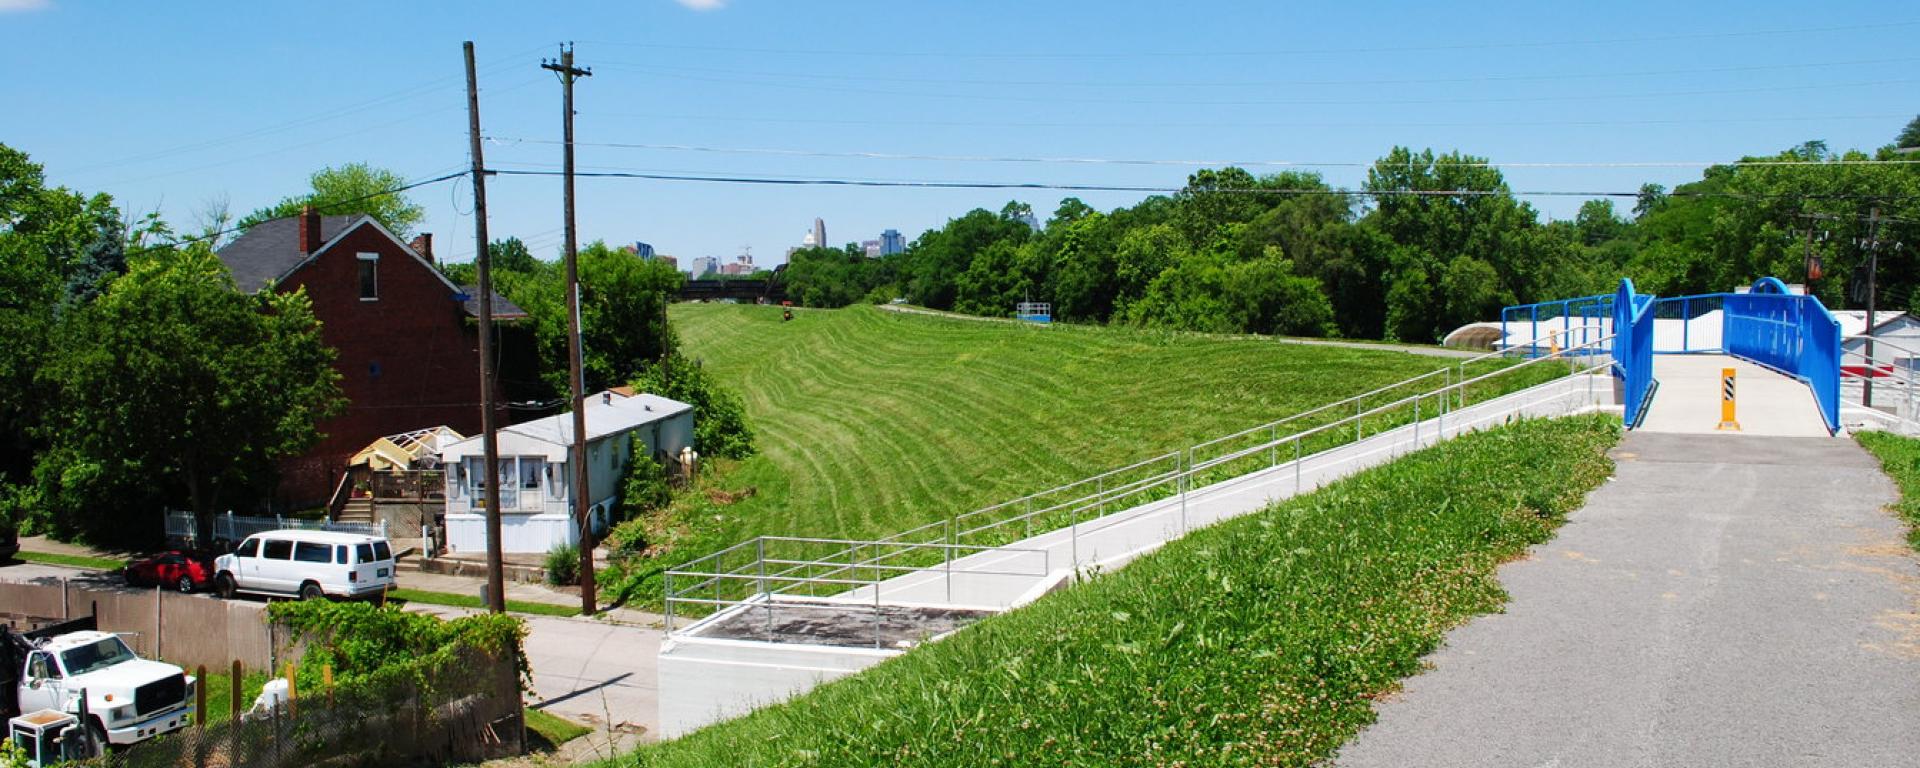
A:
1854,431,1920,552
620,415,1619,767
660,304,1517,566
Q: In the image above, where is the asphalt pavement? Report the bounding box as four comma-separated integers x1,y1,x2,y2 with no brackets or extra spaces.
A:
1335,432,1920,767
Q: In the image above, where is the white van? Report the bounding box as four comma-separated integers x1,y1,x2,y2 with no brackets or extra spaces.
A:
211,530,396,601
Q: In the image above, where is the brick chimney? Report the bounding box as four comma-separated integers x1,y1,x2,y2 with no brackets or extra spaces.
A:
410,233,434,262
297,205,322,255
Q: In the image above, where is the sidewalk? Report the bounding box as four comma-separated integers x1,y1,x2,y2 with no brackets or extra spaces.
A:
1335,432,1920,766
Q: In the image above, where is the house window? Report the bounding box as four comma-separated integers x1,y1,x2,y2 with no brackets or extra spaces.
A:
357,253,379,301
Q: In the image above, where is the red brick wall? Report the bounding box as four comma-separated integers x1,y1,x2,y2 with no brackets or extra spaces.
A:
274,223,488,506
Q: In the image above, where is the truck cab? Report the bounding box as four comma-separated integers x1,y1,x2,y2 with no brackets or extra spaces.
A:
13,631,194,748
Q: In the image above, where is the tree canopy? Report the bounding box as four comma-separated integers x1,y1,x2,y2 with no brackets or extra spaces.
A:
237,162,425,238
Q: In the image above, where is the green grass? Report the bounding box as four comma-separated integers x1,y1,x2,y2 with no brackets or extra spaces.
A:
622,303,1556,606
527,707,593,748
614,415,1619,767
193,667,269,725
384,587,581,617
1852,431,1920,552
13,550,126,570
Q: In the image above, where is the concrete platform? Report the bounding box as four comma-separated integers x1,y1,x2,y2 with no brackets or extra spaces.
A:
1638,354,1831,437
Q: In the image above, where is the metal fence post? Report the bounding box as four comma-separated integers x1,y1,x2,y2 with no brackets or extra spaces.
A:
1024,498,1032,540
1268,425,1277,467
1294,436,1302,494
1414,395,1421,449
1179,451,1189,533
663,572,674,635
756,538,771,633
944,518,953,604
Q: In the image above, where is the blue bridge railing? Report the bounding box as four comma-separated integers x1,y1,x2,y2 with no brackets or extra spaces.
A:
1723,277,1841,432
1613,279,1657,427
1501,276,1840,433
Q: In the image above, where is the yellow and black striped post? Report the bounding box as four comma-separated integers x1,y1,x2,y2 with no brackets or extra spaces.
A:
1716,367,1741,431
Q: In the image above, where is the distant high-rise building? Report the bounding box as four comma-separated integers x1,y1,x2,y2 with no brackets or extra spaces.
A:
720,262,752,276
812,218,827,251
633,241,655,258
879,229,906,256
862,240,881,258
657,254,678,271
690,256,719,277
801,230,818,248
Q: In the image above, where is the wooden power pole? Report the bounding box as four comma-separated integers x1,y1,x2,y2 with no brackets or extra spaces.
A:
464,41,507,614
543,44,597,614
1865,206,1883,409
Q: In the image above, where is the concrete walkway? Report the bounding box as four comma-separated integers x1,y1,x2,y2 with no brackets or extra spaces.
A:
1336,432,1920,767
1640,354,1830,436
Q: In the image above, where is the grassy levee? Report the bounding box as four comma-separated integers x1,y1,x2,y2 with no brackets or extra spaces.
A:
618,415,1618,767
1854,431,1920,552
638,304,1563,608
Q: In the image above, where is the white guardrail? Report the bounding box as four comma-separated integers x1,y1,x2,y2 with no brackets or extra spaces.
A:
1841,334,1920,435
665,335,1617,639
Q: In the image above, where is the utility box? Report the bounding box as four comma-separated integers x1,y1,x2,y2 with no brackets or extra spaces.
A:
9,709,88,767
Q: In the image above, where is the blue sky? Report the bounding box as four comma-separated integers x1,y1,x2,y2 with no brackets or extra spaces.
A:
2,1,1914,269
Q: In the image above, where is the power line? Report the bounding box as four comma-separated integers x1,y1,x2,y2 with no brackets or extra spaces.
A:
580,20,1920,60
486,167,1920,202
123,170,469,259
585,111,1908,131
587,67,1920,107
483,136,1920,170
62,47,551,176
594,55,1920,90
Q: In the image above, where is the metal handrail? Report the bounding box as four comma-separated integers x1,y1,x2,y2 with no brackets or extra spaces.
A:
665,332,1616,641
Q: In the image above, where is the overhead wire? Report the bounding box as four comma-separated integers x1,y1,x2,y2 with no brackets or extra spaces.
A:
589,55,1920,90
484,167,1920,202
481,136,1920,170
579,67,1920,107
580,20,1920,60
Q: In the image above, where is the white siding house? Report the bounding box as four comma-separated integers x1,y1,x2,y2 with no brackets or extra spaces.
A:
438,390,695,554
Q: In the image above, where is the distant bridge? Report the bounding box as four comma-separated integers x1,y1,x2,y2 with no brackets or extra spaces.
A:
679,279,787,302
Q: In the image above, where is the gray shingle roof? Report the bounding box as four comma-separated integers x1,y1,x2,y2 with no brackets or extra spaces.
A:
459,285,529,320
216,214,362,291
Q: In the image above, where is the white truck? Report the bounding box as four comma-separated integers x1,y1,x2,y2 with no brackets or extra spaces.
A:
2,616,195,755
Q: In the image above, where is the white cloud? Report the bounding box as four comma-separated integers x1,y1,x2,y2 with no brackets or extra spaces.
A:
0,0,50,12
673,0,726,10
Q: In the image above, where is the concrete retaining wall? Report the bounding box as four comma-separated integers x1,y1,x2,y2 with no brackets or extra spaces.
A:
0,580,273,672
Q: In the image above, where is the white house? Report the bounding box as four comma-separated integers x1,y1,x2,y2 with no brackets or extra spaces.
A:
438,390,695,554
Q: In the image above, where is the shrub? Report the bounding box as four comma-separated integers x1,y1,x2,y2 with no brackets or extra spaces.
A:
630,356,755,460
544,542,580,586
267,599,527,693
619,450,672,520
605,517,650,560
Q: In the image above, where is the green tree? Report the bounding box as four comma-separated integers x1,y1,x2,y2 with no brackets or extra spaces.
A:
37,245,344,544
0,144,126,533
1899,115,1920,149
630,358,755,460
238,162,426,238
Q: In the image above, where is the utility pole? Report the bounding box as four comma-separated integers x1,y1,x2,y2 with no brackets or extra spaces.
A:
544,44,597,614
1865,206,1883,409
465,41,507,614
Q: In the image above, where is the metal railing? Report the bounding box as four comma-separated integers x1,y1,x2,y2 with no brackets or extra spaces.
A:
1613,279,1657,427
1841,335,1920,433
664,536,1050,648
1650,293,1726,354
665,334,1616,643
1501,293,1616,358
164,510,388,544
1724,277,1842,433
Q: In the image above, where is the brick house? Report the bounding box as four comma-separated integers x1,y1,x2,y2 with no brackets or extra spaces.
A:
217,208,525,508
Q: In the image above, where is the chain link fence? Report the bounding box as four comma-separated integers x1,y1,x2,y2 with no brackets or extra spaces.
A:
95,646,521,768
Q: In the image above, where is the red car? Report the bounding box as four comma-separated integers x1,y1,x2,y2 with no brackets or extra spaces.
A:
125,551,214,592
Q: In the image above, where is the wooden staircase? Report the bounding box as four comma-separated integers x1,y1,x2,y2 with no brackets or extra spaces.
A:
337,498,375,524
